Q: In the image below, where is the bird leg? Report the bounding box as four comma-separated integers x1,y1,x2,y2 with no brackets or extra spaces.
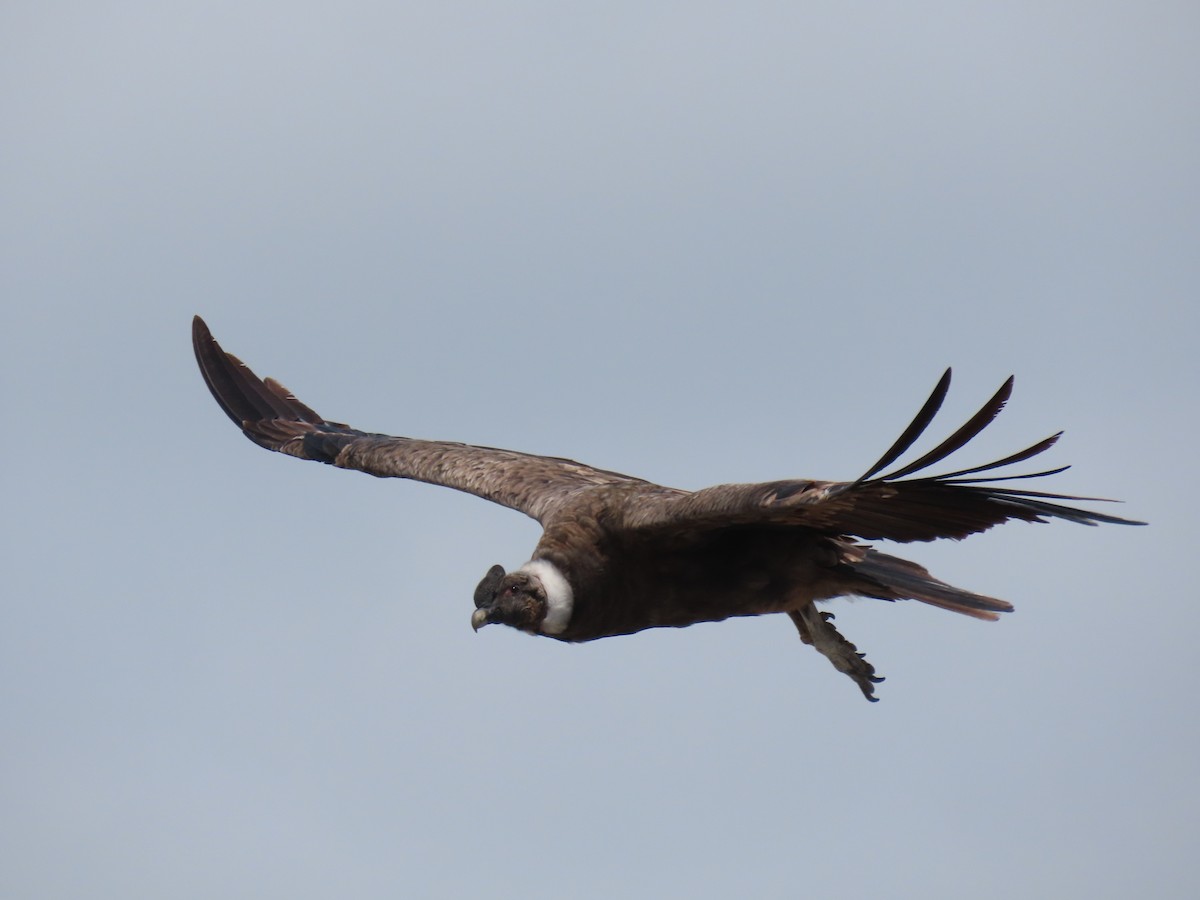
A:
789,604,885,702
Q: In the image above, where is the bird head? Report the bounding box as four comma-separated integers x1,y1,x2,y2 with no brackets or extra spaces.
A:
471,564,550,634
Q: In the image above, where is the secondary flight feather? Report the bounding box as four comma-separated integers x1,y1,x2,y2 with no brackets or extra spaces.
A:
193,316,1143,700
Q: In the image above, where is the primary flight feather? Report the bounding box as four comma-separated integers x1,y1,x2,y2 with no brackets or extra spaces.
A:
193,316,1143,700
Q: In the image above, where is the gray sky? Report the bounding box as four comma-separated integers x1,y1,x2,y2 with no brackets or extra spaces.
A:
3,2,1197,897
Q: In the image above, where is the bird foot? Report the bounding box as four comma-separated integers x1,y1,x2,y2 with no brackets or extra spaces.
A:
789,606,885,702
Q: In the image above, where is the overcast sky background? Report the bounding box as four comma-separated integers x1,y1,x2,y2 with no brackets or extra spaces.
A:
2,3,1197,898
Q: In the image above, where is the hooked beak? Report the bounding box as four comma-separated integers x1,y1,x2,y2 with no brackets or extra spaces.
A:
471,608,490,632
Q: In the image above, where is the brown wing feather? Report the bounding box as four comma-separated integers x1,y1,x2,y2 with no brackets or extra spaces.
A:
622,370,1145,541
192,316,646,523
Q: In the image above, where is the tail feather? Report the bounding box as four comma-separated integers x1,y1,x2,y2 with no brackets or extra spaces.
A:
851,549,1013,621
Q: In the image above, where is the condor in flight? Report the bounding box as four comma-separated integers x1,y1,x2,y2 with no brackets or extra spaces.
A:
192,316,1142,700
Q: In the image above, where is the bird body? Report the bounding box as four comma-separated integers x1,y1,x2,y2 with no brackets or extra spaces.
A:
192,316,1142,700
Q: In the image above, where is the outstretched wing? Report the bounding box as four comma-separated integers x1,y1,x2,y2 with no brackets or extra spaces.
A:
192,316,647,523
621,369,1145,541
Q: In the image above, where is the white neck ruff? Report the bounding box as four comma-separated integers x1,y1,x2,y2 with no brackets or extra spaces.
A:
519,559,573,635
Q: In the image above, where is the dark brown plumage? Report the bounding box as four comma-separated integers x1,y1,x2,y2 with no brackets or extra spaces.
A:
192,316,1143,700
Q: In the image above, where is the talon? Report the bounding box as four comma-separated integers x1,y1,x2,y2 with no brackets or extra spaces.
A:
790,606,886,703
